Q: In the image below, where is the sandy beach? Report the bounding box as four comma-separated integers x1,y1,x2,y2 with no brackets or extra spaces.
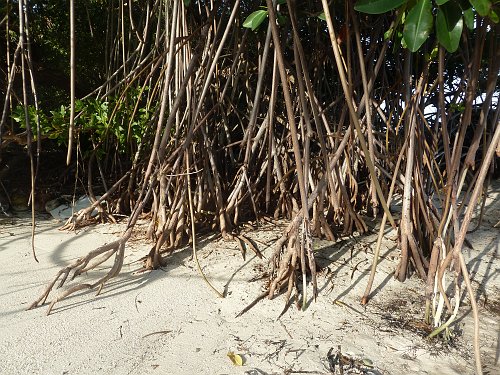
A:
0,184,498,375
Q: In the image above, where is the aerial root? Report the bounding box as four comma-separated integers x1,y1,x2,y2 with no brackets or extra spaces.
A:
28,236,127,315
236,282,288,318
268,229,298,299
58,188,124,231
46,284,92,315
60,206,117,231
236,216,318,317
235,234,263,260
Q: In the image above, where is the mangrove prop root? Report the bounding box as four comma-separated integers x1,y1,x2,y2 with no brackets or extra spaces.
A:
28,234,129,315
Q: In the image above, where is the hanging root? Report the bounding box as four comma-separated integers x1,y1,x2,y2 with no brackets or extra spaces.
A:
28,233,129,315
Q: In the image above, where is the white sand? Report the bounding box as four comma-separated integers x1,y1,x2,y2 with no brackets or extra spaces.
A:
0,186,498,374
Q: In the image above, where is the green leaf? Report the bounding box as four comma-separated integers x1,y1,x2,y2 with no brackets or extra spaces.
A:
317,12,326,21
384,27,394,39
489,9,499,22
75,99,84,111
403,0,434,52
183,0,190,6
436,0,450,4
436,2,464,52
463,8,475,28
354,0,408,14
455,0,471,8
243,10,268,31
277,13,287,25
469,0,491,16
429,45,439,59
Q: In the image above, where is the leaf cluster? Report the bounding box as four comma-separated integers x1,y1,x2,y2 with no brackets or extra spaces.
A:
11,86,154,156
355,0,499,52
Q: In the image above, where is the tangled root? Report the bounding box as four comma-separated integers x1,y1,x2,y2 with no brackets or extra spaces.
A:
238,215,317,317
